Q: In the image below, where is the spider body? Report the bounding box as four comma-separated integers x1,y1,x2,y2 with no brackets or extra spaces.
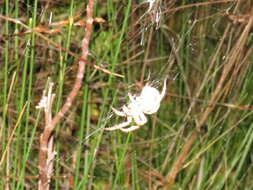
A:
105,79,167,132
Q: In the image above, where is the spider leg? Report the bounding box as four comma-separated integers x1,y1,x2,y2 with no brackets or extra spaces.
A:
104,117,132,131
111,106,126,117
128,93,136,103
133,112,147,126
139,112,147,125
122,105,132,116
120,125,140,133
160,78,167,100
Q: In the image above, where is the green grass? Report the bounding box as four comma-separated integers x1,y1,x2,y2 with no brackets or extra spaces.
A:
1,0,253,189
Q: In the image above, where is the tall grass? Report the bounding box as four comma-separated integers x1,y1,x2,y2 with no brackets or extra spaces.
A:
1,0,253,189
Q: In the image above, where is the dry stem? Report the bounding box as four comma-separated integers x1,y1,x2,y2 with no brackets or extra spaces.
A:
38,1,94,189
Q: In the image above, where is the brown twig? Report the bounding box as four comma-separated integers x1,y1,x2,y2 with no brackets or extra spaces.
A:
37,1,94,189
164,132,197,187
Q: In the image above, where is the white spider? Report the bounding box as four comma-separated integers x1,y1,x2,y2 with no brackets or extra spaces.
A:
105,79,167,133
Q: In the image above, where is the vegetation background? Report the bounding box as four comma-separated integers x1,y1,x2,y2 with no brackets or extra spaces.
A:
1,0,253,189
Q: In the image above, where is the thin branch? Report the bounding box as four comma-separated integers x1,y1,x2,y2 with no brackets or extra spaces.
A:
38,1,95,189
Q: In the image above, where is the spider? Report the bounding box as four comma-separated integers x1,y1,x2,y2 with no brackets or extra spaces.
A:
105,79,167,132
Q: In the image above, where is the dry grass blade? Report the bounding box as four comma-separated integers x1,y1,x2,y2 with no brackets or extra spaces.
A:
163,7,253,190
